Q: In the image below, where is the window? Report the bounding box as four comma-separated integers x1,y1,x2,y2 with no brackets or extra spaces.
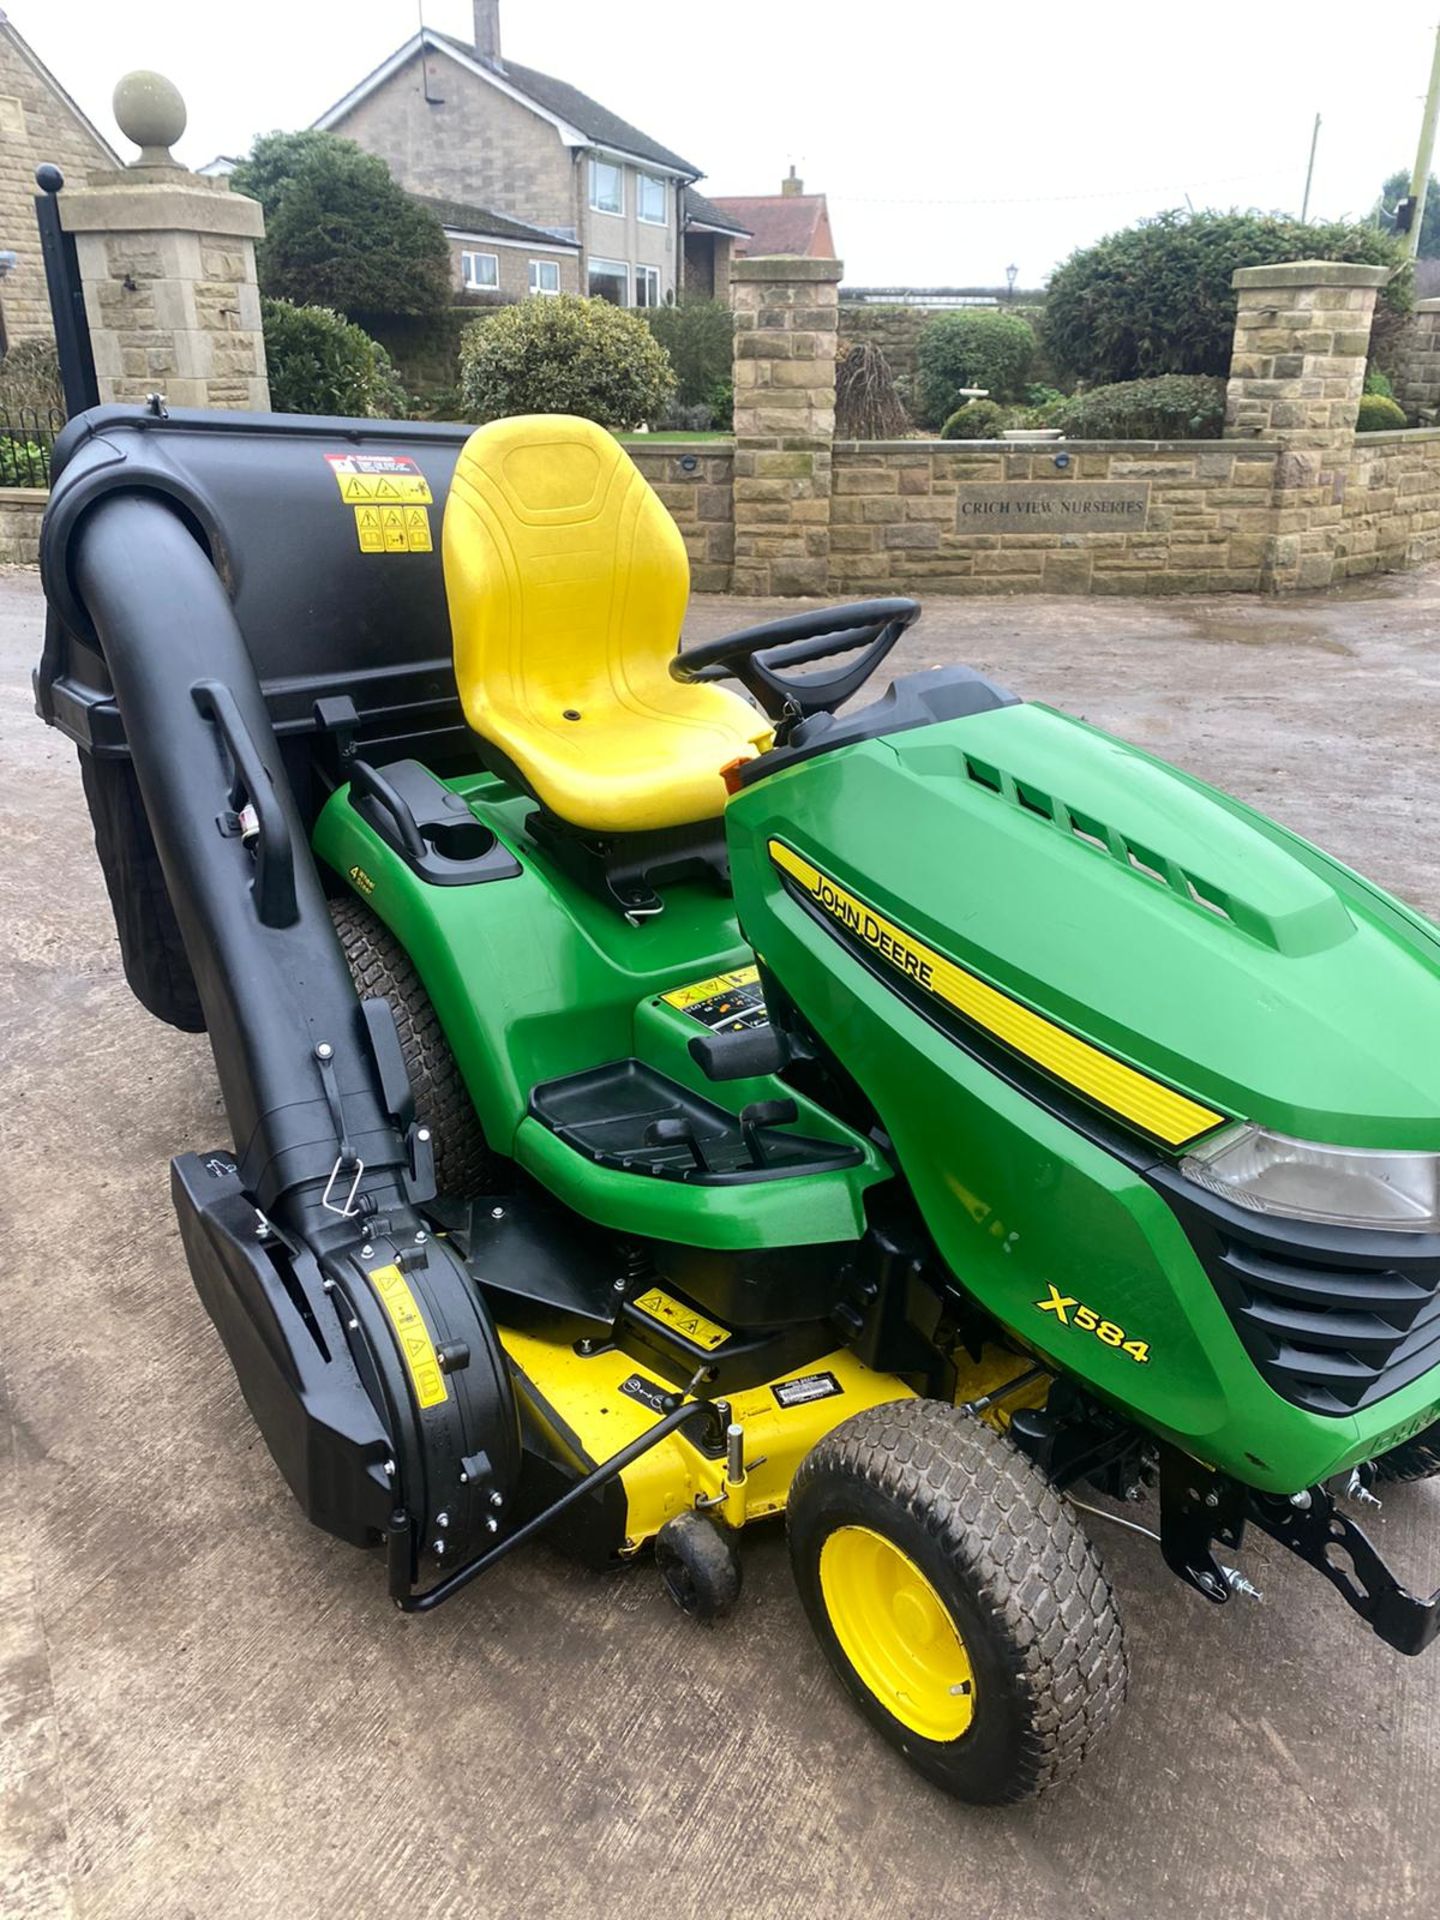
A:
638,173,667,225
461,250,499,291
589,158,623,215
635,265,661,308
588,257,629,306
529,258,561,294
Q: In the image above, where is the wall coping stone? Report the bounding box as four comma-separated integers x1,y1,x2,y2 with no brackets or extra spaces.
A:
1352,427,1440,444
0,487,49,507
59,175,264,237
1414,299,1440,314
833,438,1283,454
1231,260,1391,290
731,256,844,284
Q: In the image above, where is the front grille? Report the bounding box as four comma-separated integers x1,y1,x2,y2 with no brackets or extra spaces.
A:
1149,1169,1440,1414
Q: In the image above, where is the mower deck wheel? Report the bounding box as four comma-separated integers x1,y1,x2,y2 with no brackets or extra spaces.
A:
329,894,500,1198
787,1398,1128,1805
655,1510,742,1623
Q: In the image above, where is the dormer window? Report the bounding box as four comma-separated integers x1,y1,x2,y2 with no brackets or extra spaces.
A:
589,159,623,215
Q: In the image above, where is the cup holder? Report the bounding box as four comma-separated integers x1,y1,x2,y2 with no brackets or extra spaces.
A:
424,816,496,863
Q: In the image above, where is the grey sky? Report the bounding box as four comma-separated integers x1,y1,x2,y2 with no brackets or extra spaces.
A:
19,0,1440,284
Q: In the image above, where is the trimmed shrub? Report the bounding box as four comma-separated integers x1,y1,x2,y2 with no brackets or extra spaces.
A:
262,298,409,417
1043,210,1406,386
642,300,732,406
1364,366,1395,398
458,294,676,428
939,399,1013,440
1357,392,1408,432
258,141,451,321
835,341,910,439
1050,374,1227,440
916,310,1035,422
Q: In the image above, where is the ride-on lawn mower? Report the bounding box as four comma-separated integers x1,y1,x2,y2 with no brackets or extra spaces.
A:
37,406,1440,1805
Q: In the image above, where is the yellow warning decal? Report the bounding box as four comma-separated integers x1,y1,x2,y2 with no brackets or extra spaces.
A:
325,451,433,505
354,503,431,554
632,1287,731,1352
348,864,376,896
768,839,1225,1149
369,1264,449,1408
661,965,759,1011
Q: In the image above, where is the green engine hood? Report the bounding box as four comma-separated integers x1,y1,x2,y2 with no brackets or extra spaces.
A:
731,703,1440,1152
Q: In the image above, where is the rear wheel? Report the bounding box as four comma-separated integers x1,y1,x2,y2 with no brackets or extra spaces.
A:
328,893,499,1198
787,1398,1127,1805
1374,1418,1440,1485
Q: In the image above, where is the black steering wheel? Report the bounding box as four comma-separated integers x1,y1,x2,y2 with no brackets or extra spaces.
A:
670,597,920,729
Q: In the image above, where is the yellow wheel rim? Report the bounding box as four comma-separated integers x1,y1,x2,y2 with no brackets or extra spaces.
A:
818,1526,976,1742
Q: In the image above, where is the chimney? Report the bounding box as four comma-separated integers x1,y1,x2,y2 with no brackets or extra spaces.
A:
474,0,502,68
781,166,803,196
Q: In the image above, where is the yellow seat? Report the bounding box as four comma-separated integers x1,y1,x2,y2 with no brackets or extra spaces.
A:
442,415,771,834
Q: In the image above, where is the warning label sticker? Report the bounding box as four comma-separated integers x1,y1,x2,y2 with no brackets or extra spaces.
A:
326,451,433,505
632,1287,732,1352
354,502,432,555
772,1371,843,1410
368,1263,449,1409
661,964,768,1033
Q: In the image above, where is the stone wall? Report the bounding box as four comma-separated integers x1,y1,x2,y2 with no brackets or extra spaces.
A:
1336,428,1440,578
827,442,1278,596
0,21,115,347
1392,300,1440,417
627,443,734,593
0,486,46,565
837,302,1047,386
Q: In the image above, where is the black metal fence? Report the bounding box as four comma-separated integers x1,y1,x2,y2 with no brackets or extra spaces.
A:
0,404,63,488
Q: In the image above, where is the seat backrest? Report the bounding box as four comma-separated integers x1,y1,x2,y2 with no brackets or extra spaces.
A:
442,414,690,742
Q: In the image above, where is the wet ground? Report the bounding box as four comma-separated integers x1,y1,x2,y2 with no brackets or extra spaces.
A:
3,566,1439,1918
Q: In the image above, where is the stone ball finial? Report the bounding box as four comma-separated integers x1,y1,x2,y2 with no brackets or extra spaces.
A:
113,70,187,165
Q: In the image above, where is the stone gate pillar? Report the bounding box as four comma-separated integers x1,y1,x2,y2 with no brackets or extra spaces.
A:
730,255,841,595
57,71,269,410
1394,298,1440,418
1223,259,1388,590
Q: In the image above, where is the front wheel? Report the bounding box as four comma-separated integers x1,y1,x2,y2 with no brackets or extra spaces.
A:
787,1399,1127,1805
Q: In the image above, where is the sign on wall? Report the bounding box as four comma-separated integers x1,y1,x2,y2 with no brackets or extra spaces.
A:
954,482,1149,532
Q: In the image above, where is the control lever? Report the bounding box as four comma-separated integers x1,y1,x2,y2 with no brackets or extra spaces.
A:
740,1098,798,1169
645,1115,711,1173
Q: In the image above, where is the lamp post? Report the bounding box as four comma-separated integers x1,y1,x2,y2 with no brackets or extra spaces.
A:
1005,263,1018,302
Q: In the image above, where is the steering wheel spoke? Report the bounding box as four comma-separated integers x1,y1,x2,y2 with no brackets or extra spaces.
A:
671,598,920,731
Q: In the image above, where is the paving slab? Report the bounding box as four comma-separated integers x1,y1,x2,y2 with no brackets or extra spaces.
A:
2,565,1439,1919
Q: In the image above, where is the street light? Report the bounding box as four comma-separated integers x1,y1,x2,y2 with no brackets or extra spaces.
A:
1005,263,1018,301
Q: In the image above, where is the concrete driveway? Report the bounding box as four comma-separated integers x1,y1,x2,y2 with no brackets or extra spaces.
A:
3,564,1440,1919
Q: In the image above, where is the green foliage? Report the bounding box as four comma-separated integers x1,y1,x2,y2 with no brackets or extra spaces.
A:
1024,382,1066,410
1050,374,1228,440
257,141,451,322
835,341,910,439
0,436,50,486
1364,366,1395,398
231,130,349,220
261,298,409,418
916,309,1035,421
0,338,64,412
1043,210,1406,386
457,294,676,428
1377,168,1440,259
939,399,1012,440
641,300,732,407
1356,392,1408,432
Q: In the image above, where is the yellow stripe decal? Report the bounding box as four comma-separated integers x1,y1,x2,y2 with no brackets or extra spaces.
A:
369,1264,449,1409
769,839,1224,1149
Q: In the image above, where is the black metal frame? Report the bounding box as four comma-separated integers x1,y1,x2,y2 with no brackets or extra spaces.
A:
34,166,99,417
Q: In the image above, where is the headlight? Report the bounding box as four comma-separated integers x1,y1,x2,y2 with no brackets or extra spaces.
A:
1179,1124,1440,1233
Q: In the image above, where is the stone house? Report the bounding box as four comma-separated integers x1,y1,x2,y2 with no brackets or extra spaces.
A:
0,9,118,355
314,0,704,310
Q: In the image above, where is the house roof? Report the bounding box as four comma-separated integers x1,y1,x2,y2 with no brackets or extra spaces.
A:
710,192,835,259
396,28,700,178
0,13,120,167
409,192,579,250
682,186,750,238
